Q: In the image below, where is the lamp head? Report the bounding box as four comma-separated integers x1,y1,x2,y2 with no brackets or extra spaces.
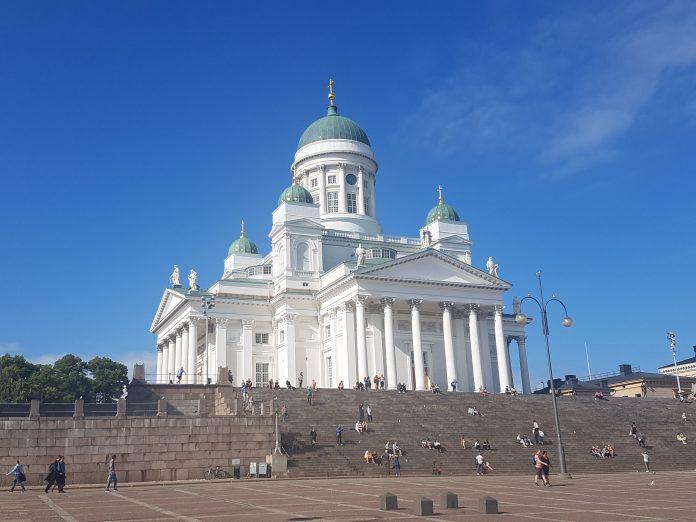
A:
515,313,528,325
562,316,573,327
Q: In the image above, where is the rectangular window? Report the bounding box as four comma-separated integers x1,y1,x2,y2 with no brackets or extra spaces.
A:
255,363,269,387
255,333,269,344
347,193,357,213
327,191,339,213
324,324,331,338
310,178,318,188
327,174,337,184
326,356,333,388
263,265,272,275
364,197,369,216
279,330,285,343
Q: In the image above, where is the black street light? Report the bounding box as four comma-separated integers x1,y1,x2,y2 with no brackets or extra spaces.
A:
515,271,573,477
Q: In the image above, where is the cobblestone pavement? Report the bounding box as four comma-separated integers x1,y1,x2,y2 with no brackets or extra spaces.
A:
3,471,695,521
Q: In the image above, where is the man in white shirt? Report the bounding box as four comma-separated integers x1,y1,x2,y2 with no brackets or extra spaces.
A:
475,453,485,475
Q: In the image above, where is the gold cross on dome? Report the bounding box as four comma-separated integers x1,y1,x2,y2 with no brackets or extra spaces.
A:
328,78,335,104
437,184,443,204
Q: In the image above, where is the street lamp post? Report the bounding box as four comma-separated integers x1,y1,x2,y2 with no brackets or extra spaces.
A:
666,331,682,397
201,295,216,386
515,271,573,478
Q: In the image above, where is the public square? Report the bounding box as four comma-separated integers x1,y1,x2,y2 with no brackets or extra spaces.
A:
5,471,696,521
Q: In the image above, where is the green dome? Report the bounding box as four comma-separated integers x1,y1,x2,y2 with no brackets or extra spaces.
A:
298,105,371,149
425,186,460,225
278,184,314,205
228,221,258,255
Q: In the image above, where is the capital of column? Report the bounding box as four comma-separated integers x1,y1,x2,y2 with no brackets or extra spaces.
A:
241,319,253,329
175,327,183,337
467,303,480,315
494,304,505,315
440,301,455,311
517,335,527,345
188,315,204,325
354,295,369,306
327,308,337,319
381,297,396,308
168,333,176,343
216,317,229,328
408,298,423,310
338,162,347,172
340,301,355,312
283,313,297,324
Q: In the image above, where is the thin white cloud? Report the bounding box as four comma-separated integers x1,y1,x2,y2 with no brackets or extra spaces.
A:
402,1,696,174
0,342,22,354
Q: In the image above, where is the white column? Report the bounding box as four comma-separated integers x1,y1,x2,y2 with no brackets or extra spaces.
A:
355,295,368,382
241,319,253,384
174,328,183,377
506,337,515,387
357,166,365,215
338,163,346,212
167,336,176,383
453,313,472,391
338,303,356,386
410,299,425,391
285,314,297,385
468,305,484,391
441,302,457,390
370,174,377,219
156,345,163,384
369,305,385,377
181,325,190,382
382,298,397,389
318,165,326,215
216,318,229,384
494,306,512,392
188,318,198,384
517,336,531,394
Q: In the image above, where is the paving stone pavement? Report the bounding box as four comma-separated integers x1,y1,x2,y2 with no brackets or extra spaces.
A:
3,471,695,521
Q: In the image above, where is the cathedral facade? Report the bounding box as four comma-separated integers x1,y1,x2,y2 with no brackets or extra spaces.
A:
150,84,530,393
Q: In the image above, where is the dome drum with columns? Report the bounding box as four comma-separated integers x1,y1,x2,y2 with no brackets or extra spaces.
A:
150,80,530,393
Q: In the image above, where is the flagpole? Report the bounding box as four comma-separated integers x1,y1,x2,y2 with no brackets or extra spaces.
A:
584,341,592,380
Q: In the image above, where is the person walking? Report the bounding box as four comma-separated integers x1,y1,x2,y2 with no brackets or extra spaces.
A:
306,386,314,405
357,403,365,423
451,379,457,392
392,455,401,477
336,424,343,445
366,404,373,422
6,460,26,492
281,403,288,422
44,456,66,493
298,372,303,388
309,427,317,446
540,450,551,486
176,366,185,384
533,450,544,486
475,452,485,475
642,450,650,472
532,420,541,445
105,455,118,492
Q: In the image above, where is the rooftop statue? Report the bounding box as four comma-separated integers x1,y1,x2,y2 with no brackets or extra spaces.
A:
170,265,181,287
486,256,499,278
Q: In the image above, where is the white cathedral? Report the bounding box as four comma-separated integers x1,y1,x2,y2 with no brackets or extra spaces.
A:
150,82,531,393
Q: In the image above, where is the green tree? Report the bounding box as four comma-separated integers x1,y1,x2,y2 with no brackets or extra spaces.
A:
51,354,91,402
0,354,38,402
87,357,128,402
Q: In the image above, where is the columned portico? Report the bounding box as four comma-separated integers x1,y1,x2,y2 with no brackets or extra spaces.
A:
468,305,484,391
494,306,512,392
354,295,368,381
517,336,531,394
382,297,397,389
441,302,457,390
409,299,426,391
188,318,198,384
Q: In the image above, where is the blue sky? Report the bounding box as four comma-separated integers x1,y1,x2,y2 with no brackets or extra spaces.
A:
2,1,695,386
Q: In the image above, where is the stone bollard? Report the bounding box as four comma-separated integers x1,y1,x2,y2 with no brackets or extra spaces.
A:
260,402,265,416
441,491,458,509
268,398,274,416
417,497,433,516
73,399,84,419
217,366,231,385
380,493,398,511
232,398,239,415
157,398,168,418
29,399,40,420
479,496,498,515
116,398,127,418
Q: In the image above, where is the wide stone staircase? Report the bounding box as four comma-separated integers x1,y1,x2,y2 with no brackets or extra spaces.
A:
221,388,696,478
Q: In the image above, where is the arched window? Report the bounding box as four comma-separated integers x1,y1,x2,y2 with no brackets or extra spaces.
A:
296,242,310,271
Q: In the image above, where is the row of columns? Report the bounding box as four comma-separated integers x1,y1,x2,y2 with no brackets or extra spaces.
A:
300,164,375,217
344,296,530,393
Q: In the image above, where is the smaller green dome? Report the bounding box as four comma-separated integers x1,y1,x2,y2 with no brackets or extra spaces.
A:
278,183,314,206
425,185,460,225
228,220,258,255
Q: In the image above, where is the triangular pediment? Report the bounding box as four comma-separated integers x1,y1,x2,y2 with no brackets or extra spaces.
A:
269,217,323,237
150,289,187,332
356,249,510,289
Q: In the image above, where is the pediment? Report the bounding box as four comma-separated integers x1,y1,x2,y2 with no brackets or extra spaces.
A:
150,289,187,333
269,217,323,237
435,235,471,247
356,250,509,289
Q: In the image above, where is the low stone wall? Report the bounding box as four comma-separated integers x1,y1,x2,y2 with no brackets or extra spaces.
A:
0,415,274,485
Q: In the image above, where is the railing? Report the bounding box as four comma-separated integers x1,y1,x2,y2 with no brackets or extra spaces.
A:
577,367,641,382
322,229,421,246
0,403,31,417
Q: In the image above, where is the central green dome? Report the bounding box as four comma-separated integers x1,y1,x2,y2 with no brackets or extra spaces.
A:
298,104,370,149
228,221,258,255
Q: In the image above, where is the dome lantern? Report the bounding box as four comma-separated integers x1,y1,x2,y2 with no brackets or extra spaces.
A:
228,220,258,255
425,185,460,225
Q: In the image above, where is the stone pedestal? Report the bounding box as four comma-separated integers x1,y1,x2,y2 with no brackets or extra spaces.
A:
217,366,231,385
479,496,498,515
417,497,433,516
157,398,168,418
73,399,84,419
442,491,458,509
133,363,145,383
116,398,127,418
29,399,40,420
266,453,287,477
380,493,398,511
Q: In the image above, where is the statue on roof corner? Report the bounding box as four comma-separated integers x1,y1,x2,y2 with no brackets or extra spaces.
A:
188,269,198,291
420,227,432,248
513,296,521,315
486,256,499,277
355,244,366,267
170,265,181,287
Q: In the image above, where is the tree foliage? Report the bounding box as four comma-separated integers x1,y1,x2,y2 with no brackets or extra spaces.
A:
0,353,129,403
